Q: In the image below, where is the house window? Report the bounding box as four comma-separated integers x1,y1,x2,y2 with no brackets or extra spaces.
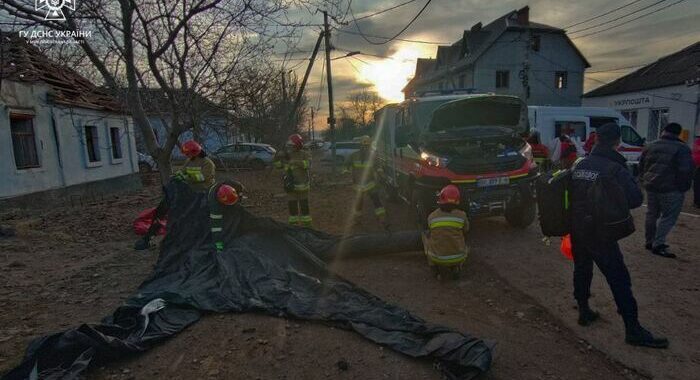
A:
531,35,541,51
109,127,123,159
555,71,568,89
84,125,101,162
496,70,509,88
648,108,669,141
621,110,638,128
10,114,40,169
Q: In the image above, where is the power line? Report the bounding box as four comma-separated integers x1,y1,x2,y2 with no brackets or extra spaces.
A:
572,0,689,40
587,63,648,73
334,28,448,45
349,0,433,45
351,0,418,22
563,0,646,29
569,0,668,34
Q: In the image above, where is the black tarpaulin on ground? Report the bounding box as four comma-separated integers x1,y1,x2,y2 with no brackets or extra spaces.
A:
1,181,493,380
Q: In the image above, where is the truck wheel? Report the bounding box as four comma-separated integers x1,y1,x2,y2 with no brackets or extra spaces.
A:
505,199,536,228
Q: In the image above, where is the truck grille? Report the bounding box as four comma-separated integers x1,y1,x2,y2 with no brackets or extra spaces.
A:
447,156,525,175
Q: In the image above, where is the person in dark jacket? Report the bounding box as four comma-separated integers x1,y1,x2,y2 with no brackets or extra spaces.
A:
692,136,700,208
639,122,694,258
571,123,668,349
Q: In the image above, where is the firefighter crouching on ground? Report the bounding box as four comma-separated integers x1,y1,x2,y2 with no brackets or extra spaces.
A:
570,123,668,348
274,134,312,227
346,135,387,226
208,181,244,253
424,185,469,280
134,140,216,250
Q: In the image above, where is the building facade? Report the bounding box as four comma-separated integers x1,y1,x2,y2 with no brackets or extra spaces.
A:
1,35,139,199
403,6,589,106
583,42,700,145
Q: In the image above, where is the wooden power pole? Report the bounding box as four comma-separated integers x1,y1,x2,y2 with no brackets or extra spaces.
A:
323,10,337,171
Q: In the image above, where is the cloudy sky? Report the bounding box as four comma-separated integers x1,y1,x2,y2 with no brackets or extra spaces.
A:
273,0,700,130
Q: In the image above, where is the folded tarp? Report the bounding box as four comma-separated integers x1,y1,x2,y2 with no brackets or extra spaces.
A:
1,180,492,380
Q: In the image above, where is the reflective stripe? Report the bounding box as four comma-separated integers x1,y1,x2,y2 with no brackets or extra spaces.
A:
353,161,369,168
302,160,310,169
215,242,224,251
299,215,312,222
288,215,299,223
428,252,466,265
210,214,223,219
429,216,465,229
211,227,223,232
354,182,376,192
293,183,310,191
374,207,386,216
274,161,283,169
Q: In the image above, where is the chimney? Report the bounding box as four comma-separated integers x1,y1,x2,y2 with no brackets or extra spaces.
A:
470,22,482,33
516,6,529,25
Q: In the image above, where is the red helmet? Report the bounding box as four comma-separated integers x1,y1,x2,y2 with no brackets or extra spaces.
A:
181,140,202,158
437,184,461,205
289,134,304,149
217,184,239,206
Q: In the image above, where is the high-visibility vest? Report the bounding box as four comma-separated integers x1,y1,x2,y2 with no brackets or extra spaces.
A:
426,208,468,265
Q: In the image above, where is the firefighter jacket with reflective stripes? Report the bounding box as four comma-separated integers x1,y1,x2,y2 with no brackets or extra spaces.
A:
427,208,468,262
182,156,216,192
347,149,377,192
274,149,311,192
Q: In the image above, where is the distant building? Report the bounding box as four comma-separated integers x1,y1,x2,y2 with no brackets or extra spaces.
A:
0,34,139,201
402,6,590,106
128,88,245,159
583,42,700,144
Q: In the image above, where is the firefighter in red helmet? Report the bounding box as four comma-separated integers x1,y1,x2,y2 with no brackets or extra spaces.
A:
135,140,217,250
423,184,469,280
208,181,244,253
274,134,312,226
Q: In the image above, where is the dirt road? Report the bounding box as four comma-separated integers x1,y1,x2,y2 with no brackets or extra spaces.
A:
1,167,697,379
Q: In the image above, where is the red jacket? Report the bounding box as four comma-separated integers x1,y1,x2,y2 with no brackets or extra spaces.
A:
693,137,700,167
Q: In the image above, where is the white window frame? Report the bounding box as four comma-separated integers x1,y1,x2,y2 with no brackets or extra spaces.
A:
83,124,103,168
107,124,125,164
8,111,43,172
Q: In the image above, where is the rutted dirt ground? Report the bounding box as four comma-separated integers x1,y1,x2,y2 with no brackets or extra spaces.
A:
1,166,697,379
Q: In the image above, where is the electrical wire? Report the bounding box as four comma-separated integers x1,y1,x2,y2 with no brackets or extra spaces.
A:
587,63,648,73
333,28,448,45
351,0,418,22
563,0,646,29
568,0,668,34
572,0,689,40
349,0,433,45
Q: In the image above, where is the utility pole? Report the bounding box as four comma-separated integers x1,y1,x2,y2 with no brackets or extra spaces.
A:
323,10,337,171
310,108,315,140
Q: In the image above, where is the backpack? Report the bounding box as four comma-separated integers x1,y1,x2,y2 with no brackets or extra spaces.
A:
587,164,635,242
535,169,573,237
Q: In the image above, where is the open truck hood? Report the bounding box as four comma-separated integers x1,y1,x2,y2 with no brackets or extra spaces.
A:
425,95,528,140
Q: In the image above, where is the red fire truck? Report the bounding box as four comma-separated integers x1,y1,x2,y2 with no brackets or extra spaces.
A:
374,93,538,228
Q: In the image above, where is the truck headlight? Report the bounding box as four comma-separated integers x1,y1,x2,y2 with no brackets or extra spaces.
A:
420,151,450,168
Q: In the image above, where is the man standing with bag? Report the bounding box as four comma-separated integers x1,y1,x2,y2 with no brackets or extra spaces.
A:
639,123,694,258
570,123,668,348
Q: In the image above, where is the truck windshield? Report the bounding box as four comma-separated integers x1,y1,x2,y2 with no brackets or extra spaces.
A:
428,98,522,132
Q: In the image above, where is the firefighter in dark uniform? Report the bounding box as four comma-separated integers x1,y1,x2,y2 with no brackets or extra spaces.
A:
570,123,668,348
346,135,386,226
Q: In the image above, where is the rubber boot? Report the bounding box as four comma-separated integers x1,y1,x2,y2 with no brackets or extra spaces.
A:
134,235,151,251
625,324,669,349
577,301,600,326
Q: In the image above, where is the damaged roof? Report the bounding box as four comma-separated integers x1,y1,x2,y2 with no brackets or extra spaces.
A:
0,32,124,113
584,41,700,97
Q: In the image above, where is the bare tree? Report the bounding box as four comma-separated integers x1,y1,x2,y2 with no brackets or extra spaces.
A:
0,0,331,182
347,89,385,128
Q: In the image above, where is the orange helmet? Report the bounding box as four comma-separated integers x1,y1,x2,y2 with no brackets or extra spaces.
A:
216,184,239,206
181,140,202,158
437,184,461,205
289,134,304,150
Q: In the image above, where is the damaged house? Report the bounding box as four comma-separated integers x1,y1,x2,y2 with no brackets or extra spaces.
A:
0,33,139,201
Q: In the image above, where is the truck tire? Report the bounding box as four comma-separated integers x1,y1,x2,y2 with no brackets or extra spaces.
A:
505,198,536,228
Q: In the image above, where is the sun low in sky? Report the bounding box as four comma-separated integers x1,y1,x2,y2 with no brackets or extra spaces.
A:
355,43,434,102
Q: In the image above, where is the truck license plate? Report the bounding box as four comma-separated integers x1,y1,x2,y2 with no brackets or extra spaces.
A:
477,176,509,188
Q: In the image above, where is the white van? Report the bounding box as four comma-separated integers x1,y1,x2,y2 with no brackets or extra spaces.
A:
528,106,645,165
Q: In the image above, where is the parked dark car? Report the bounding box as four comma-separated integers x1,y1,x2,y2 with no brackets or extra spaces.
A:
213,143,276,170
